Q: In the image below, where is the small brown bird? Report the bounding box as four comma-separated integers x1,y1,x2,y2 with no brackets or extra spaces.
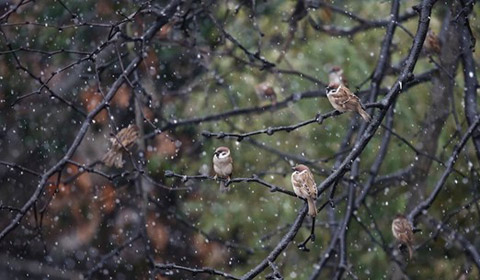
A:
213,146,233,192
326,82,371,122
255,82,277,106
424,29,441,54
328,66,348,87
103,124,139,168
291,165,317,217
392,214,414,259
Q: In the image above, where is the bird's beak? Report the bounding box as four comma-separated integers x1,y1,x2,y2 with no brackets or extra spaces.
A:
291,167,296,171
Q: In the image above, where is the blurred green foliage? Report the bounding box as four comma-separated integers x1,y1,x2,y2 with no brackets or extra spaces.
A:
1,0,480,279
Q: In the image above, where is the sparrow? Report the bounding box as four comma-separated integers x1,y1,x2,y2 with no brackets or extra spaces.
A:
103,124,139,168
424,29,441,54
255,82,277,106
326,82,371,122
213,146,233,192
392,214,414,259
291,165,317,217
328,66,348,87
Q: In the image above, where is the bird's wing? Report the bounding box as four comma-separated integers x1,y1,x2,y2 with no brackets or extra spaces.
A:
396,220,414,242
330,86,360,111
119,126,139,148
300,170,317,199
329,91,350,105
228,158,233,176
345,93,367,112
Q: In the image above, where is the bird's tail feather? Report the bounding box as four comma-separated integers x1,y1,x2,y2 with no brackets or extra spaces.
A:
407,244,413,260
358,107,372,122
307,198,317,217
103,151,123,168
219,180,229,193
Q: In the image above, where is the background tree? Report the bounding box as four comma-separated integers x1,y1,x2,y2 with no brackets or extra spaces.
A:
1,0,480,279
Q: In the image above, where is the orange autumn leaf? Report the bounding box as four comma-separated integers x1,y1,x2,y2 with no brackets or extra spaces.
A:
45,182,72,214
141,49,159,76
98,184,116,213
65,162,92,192
205,243,227,266
80,86,108,124
46,182,56,195
154,272,169,280
143,106,154,122
154,134,179,158
46,182,69,196
96,0,114,16
111,84,131,109
193,234,228,266
146,216,169,250
319,0,333,23
157,21,175,40
193,233,209,256
46,172,63,195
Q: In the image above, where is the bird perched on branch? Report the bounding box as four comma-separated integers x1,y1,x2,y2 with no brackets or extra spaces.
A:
255,82,277,106
291,164,317,217
392,214,414,259
213,146,233,192
328,66,348,87
103,124,139,168
326,82,371,122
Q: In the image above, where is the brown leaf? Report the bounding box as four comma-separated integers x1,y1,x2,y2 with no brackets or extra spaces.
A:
143,107,154,122
111,84,131,109
157,21,175,40
146,215,169,250
96,0,114,16
141,49,159,76
65,162,92,192
80,86,108,124
193,234,228,266
147,133,179,159
98,184,116,213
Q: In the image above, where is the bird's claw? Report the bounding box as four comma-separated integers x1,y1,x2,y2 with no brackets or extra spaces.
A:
298,244,310,252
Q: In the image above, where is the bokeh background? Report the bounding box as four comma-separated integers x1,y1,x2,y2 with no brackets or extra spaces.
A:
1,0,480,279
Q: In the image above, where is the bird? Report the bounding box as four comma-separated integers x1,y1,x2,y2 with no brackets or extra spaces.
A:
291,164,317,217
103,124,139,168
424,29,441,54
255,82,277,106
326,82,371,122
392,214,414,259
213,146,233,192
328,66,349,87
